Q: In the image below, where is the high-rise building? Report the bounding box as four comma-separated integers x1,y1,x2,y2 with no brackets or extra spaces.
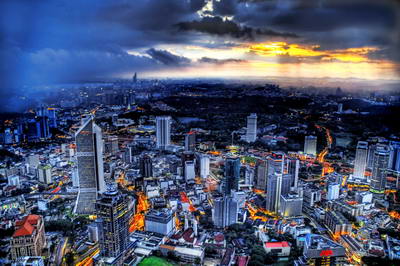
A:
212,196,238,228
287,158,299,189
324,211,352,237
389,141,400,172
139,155,153,178
246,113,257,143
327,183,340,201
268,152,285,175
184,161,195,182
185,132,196,152
367,144,376,169
145,209,174,235
37,164,52,184
280,194,303,217
156,116,171,150
96,188,130,261
353,141,368,178
74,116,105,214
370,144,390,193
304,135,317,156
10,215,46,260
47,108,57,128
8,175,20,187
255,159,267,191
104,136,119,155
222,157,240,195
265,173,283,213
281,174,292,197
199,154,210,179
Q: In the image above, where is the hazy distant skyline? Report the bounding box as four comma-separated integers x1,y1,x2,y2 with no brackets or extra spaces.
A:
1,0,400,89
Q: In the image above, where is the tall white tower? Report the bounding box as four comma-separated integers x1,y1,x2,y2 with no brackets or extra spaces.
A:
304,135,317,156
246,113,257,143
156,116,171,150
354,141,368,179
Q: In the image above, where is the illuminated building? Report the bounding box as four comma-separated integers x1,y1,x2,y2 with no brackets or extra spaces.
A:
104,136,119,155
13,256,45,266
222,157,240,195
184,161,195,182
279,194,303,217
265,173,282,213
295,234,346,266
327,183,340,201
255,159,267,190
145,209,174,235
199,154,210,179
389,141,400,171
353,141,368,179
156,116,171,150
10,215,46,261
37,164,52,184
264,242,291,256
324,211,351,237
212,196,238,228
268,152,285,175
246,113,257,143
370,144,390,193
287,158,299,189
304,135,317,156
74,116,105,215
185,132,196,152
96,187,130,261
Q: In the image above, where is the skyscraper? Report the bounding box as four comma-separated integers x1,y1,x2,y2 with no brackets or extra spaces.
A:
156,116,171,150
96,187,130,261
184,161,195,182
370,145,390,193
265,173,283,213
74,116,105,214
223,157,240,195
212,196,238,228
389,141,400,172
199,154,210,179
184,132,196,152
268,152,285,175
139,154,153,178
353,141,368,179
287,158,299,189
304,135,317,156
255,159,267,191
37,164,52,184
246,113,257,143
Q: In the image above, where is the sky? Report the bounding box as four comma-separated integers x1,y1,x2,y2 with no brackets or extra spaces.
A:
1,0,400,90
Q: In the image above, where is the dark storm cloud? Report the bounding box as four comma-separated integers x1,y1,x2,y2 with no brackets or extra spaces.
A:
146,49,191,66
176,16,299,39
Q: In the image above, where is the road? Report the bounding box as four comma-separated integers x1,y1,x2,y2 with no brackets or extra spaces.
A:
55,237,68,265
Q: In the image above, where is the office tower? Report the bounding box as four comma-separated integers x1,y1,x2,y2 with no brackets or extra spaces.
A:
244,165,254,186
156,116,171,150
27,154,40,175
199,154,210,179
281,174,292,197
10,215,46,260
246,113,257,143
327,183,340,200
36,116,50,139
8,175,20,187
88,223,99,243
185,161,195,182
255,159,267,190
139,155,153,178
303,187,321,211
96,188,130,260
280,194,303,217
72,168,79,187
212,196,238,228
389,141,400,171
337,103,343,113
47,108,57,128
268,152,285,175
74,116,105,214
354,141,368,178
367,144,376,168
185,132,196,152
287,158,299,189
132,72,137,83
304,135,317,156
145,209,174,235
37,164,52,184
104,136,119,155
265,173,283,213
223,157,240,195
370,145,390,193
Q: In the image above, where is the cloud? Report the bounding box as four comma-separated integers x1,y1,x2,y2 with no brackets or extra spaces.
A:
146,48,191,65
176,16,299,39
198,57,247,64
